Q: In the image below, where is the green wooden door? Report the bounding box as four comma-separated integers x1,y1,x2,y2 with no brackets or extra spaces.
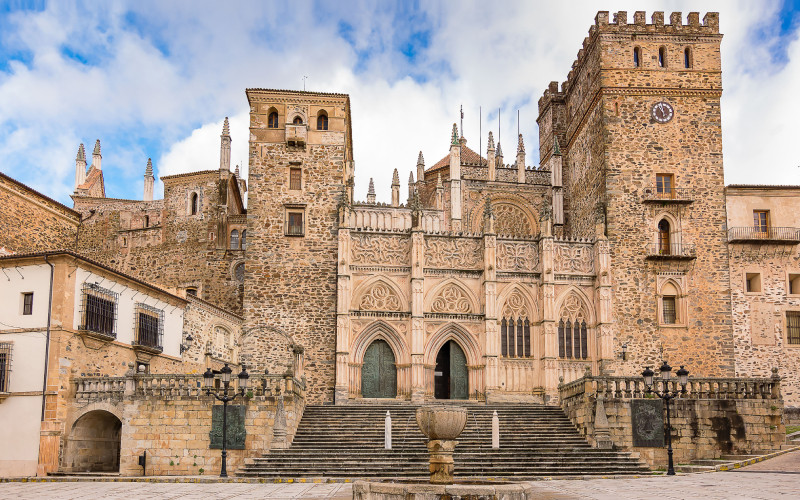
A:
361,340,397,398
449,341,468,400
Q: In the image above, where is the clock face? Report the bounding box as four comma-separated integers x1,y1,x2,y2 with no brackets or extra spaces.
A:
651,102,674,123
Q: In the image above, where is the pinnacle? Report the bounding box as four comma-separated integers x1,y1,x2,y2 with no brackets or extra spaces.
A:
145,158,153,176
367,178,375,195
487,131,495,150
496,142,503,158
76,143,86,162
408,171,414,183
451,123,459,145
222,117,230,136
235,164,240,177
553,136,561,156
517,134,525,154
436,172,442,188
417,151,424,166
392,169,400,186
93,139,101,156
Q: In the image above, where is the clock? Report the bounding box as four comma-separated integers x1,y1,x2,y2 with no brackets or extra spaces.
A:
651,101,674,123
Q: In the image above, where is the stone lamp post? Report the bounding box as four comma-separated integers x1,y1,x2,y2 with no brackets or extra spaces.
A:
415,405,467,484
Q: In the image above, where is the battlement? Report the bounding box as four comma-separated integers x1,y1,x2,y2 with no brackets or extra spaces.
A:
538,11,720,114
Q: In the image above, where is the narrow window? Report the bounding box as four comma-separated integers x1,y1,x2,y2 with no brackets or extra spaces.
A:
230,229,239,249
524,319,531,357
516,318,524,357
580,321,588,359
564,320,573,358
789,274,800,295
293,116,303,125
572,320,580,359
501,318,508,356
317,112,329,131
190,193,198,215
0,343,11,392
788,311,800,345
290,167,302,190
134,303,163,351
241,229,247,250
753,210,770,236
122,237,127,247
186,287,198,297
268,111,279,129
662,296,677,324
746,273,762,293
287,211,304,236
658,47,666,67
633,47,641,67
558,320,566,358
684,47,692,68
656,174,674,199
22,292,33,315
658,219,671,254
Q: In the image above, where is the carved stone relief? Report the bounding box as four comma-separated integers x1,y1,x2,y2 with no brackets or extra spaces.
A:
351,234,410,266
497,242,539,272
560,292,588,321
431,284,472,314
554,244,594,274
502,289,529,318
494,204,535,238
424,238,481,268
358,282,402,311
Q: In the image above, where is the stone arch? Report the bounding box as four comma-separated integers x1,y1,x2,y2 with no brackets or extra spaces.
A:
654,210,682,251
424,323,482,367
351,320,410,365
555,286,595,325
352,276,408,312
238,324,301,376
425,278,479,315
469,193,540,237
287,109,307,125
316,109,329,130
497,282,538,320
64,406,123,472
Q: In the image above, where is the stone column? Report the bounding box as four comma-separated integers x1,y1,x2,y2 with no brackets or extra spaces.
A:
483,209,499,398
541,232,558,401
594,234,614,374
410,229,426,402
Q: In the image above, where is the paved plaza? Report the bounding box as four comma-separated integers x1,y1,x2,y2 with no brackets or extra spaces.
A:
0,451,798,499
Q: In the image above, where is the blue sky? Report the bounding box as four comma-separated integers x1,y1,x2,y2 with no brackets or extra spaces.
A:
1,0,800,206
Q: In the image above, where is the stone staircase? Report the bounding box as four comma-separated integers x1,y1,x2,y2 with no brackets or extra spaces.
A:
237,404,650,479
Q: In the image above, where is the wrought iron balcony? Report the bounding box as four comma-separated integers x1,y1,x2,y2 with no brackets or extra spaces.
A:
645,243,697,260
728,227,800,243
642,187,693,203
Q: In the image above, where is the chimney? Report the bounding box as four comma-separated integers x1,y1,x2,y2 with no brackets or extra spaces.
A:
220,117,231,171
74,143,86,192
92,140,101,171
143,158,154,201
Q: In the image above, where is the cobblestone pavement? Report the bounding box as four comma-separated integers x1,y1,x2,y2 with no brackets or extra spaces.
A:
1,452,798,500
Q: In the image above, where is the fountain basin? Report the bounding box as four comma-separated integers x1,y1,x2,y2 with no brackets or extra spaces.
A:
353,480,535,500
415,405,467,440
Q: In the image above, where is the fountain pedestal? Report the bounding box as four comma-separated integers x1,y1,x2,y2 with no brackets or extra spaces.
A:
415,405,467,484
426,439,457,484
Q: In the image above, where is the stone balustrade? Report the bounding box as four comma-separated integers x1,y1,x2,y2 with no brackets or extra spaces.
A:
350,206,442,232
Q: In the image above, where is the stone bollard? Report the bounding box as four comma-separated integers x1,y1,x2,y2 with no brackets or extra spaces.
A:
492,410,500,449
385,411,392,450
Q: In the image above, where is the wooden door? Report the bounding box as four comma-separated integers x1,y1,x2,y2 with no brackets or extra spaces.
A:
449,341,468,400
361,340,397,398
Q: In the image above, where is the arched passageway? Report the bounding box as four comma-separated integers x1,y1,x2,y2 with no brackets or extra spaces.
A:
66,410,122,472
434,340,468,400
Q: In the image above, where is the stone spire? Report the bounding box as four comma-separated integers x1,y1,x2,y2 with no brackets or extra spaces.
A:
220,117,231,171
451,123,459,146
496,141,503,166
436,172,443,189
416,151,425,184
92,139,102,170
408,171,415,202
435,173,444,211
487,132,496,181
516,134,526,183
391,168,400,207
367,178,376,204
74,143,87,191
517,133,525,154
235,164,240,178
143,158,154,201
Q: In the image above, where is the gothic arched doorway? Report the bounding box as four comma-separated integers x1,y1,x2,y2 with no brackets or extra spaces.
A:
434,340,468,400
361,339,397,398
66,410,122,472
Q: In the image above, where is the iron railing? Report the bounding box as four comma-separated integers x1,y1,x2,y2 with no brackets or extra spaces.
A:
642,187,693,202
645,243,696,258
79,283,118,339
133,303,164,352
728,227,800,243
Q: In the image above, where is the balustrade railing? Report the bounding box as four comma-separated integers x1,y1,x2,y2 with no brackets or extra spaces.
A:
645,243,696,259
728,227,800,243
642,187,693,202
75,377,126,399
559,374,781,402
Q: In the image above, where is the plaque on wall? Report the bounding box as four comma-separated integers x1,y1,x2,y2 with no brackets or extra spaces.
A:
209,405,246,449
631,399,664,448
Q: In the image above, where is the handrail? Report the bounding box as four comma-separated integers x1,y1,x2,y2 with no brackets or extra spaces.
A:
645,243,696,258
728,227,800,242
642,187,693,202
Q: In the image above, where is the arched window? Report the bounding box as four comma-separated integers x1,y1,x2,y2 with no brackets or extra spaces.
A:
558,294,589,360
240,229,246,250
292,116,303,125
658,46,667,67
317,111,329,130
633,47,641,67
684,47,692,69
268,111,279,128
658,219,671,255
500,291,531,358
230,229,239,249
190,193,198,215
661,282,679,324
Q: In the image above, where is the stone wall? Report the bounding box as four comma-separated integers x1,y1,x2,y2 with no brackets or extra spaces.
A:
0,172,80,253
560,373,785,468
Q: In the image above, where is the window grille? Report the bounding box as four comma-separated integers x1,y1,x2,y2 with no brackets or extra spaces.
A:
787,312,800,345
230,229,239,249
79,283,118,338
0,343,11,392
22,292,33,315
134,303,164,351
287,212,304,236
662,297,677,324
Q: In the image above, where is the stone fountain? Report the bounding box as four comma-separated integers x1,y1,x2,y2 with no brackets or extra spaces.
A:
353,405,534,499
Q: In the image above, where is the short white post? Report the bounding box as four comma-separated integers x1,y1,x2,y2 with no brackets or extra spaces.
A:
491,410,500,449
385,410,392,450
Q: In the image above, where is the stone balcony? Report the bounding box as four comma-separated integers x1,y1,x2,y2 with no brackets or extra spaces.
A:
728,226,800,243
641,187,694,204
285,124,307,146
644,243,696,260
